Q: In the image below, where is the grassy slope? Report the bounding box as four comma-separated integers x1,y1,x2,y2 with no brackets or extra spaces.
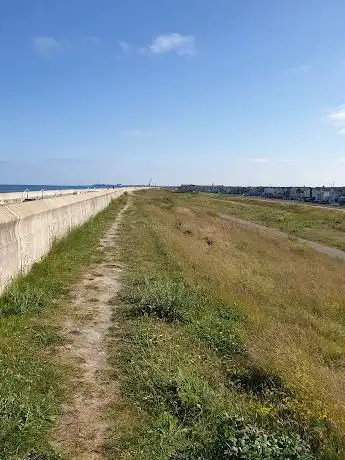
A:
108,190,345,459
195,194,345,251
0,195,126,459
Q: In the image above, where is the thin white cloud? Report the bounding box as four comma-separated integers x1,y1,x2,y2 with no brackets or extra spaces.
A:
284,64,310,75
327,105,345,134
118,40,132,53
33,36,102,58
118,33,196,57
88,36,101,45
32,36,66,58
149,33,195,56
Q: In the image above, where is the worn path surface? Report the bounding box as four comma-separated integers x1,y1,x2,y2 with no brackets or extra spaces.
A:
219,213,345,261
51,202,129,459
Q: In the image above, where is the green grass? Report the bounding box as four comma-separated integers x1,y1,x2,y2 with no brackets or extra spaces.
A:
0,195,126,459
195,194,345,251
107,190,343,459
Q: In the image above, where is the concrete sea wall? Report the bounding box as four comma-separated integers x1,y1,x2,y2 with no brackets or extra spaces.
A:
0,188,130,294
0,188,98,204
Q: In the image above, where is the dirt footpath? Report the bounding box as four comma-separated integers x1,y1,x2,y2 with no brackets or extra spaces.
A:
51,202,129,459
219,213,345,261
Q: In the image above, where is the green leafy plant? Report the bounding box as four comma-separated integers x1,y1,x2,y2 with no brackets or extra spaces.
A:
176,416,315,460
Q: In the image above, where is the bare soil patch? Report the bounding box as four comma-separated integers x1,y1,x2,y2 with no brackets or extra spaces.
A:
51,203,129,459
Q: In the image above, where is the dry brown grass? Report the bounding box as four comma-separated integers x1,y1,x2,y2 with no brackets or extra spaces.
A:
196,193,345,251
145,191,345,433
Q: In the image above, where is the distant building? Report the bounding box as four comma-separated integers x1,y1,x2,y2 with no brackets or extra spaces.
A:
177,184,345,206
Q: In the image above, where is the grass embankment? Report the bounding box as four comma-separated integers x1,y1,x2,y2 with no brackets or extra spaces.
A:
199,194,345,251
0,195,127,459
109,190,345,459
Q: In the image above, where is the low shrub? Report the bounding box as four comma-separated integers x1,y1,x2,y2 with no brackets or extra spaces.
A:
0,284,46,315
175,416,314,460
121,279,200,322
151,376,215,426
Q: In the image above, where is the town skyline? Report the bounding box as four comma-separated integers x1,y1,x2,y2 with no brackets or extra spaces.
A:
178,184,345,205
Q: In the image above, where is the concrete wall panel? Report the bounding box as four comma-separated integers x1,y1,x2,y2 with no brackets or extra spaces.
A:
0,207,21,289
0,188,107,204
0,189,130,293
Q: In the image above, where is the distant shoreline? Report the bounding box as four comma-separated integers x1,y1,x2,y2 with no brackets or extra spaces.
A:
0,184,120,193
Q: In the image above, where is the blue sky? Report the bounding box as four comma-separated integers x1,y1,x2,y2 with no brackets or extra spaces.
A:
1,0,345,186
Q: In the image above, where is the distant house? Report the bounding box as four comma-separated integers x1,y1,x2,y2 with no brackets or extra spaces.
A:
176,184,345,206
312,187,331,202
263,187,276,197
180,184,197,193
